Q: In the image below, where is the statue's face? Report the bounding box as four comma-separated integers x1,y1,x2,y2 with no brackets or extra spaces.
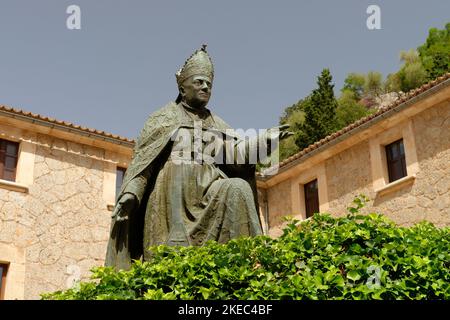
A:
180,75,212,109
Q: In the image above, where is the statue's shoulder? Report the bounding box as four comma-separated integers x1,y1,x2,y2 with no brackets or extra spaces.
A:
145,101,179,121
135,101,180,147
140,101,181,129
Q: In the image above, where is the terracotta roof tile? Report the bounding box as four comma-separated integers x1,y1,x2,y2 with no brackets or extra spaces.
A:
0,104,135,144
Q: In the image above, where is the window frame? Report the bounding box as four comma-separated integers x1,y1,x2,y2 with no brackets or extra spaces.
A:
304,179,319,218
290,163,328,220
0,133,36,193
369,119,419,196
0,139,20,182
115,166,127,201
385,139,407,183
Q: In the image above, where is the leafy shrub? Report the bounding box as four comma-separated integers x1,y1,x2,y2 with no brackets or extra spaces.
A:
42,197,450,300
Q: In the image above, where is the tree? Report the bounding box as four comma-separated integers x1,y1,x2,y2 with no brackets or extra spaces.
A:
280,101,301,125
364,71,383,97
295,69,338,150
403,50,427,92
385,49,428,93
336,89,372,129
342,73,366,100
384,72,402,93
384,23,450,93
342,72,384,104
278,98,307,160
278,23,449,161
418,22,450,80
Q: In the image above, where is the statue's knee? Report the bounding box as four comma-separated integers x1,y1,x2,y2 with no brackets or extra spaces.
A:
227,178,252,194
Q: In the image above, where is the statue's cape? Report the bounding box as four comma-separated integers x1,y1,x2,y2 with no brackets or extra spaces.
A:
105,102,259,270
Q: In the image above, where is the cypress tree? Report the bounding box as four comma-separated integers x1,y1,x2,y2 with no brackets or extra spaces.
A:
295,68,338,150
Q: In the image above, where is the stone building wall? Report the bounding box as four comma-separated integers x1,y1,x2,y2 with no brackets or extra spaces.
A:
324,100,450,227
262,97,449,236
266,178,292,229
325,140,373,217
0,129,130,299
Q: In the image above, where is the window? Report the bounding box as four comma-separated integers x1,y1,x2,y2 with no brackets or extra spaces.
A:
385,139,407,183
116,167,126,200
0,139,19,182
304,179,319,218
369,120,419,195
291,163,328,220
0,263,8,300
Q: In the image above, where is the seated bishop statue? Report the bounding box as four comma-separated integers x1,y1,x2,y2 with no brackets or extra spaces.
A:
106,45,291,270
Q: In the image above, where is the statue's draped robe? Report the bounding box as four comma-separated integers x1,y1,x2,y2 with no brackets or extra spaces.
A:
106,102,262,270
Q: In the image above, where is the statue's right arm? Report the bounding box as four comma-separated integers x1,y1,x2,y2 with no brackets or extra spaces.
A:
111,107,171,221
112,171,150,221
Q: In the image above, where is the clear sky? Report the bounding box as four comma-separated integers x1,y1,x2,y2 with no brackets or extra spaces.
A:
0,0,449,139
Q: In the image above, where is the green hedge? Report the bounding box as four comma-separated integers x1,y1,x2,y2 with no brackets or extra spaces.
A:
42,197,450,300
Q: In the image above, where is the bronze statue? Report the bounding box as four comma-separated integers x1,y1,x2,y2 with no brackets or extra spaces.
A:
106,45,291,270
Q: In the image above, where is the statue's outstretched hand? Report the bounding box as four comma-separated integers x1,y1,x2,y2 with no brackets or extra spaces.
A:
273,124,294,140
264,124,294,143
111,193,137,222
